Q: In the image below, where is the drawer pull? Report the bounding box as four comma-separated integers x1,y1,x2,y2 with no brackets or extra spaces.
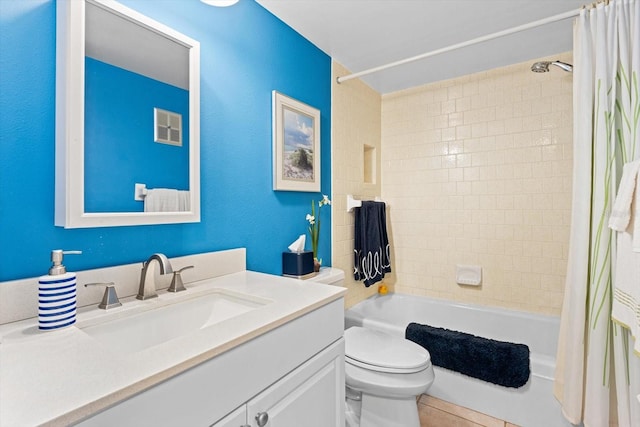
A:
255,411,269,426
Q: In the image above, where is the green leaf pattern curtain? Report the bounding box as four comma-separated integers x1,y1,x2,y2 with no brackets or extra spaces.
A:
554,1,640,426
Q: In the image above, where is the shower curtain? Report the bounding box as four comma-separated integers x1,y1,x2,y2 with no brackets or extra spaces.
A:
554,1,640,426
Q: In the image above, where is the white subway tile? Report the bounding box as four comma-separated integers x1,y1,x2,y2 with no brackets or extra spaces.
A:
377,54,572,315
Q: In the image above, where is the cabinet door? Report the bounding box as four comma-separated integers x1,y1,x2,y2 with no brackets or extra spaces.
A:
247,339,344,427
210,405,247,427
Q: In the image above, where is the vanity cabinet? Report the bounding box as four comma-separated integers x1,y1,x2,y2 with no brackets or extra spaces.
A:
213,406,247,427
75,298,345,427
213,339,344,427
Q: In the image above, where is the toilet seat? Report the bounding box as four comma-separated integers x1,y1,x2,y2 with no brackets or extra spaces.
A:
345,327,431,374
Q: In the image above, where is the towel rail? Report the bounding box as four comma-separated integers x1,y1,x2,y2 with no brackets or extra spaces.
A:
347,194,384,212
134,183,149,201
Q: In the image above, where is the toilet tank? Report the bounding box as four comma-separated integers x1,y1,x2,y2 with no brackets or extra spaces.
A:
306,267,345,286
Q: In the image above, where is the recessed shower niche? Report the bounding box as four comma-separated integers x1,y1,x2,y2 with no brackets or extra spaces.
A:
363,144,376,185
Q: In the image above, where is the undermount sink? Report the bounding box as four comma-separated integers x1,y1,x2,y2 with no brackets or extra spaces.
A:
78,289,271,354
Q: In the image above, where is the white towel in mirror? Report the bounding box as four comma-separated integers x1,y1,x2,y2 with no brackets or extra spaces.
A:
144,189,190,212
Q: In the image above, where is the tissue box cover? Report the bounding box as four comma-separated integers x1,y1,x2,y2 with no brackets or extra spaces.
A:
282,251,314,277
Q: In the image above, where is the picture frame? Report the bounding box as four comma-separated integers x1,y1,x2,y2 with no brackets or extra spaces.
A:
272,91,321,192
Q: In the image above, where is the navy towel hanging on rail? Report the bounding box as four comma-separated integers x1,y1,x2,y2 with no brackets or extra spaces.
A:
354,201,391,287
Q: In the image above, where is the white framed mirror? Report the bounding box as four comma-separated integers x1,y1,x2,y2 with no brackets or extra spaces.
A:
55,0,200,228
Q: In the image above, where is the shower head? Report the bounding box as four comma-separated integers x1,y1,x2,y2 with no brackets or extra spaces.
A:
531,61,551,73
531,60,573,73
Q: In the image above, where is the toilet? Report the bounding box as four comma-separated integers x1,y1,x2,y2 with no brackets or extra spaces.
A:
308,268,435,427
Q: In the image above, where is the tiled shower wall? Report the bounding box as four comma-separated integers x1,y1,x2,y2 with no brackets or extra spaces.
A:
380,53,573,315
331,61,382,308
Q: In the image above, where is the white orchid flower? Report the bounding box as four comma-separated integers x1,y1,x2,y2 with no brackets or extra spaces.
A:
319,195,331,207
307,196,330,262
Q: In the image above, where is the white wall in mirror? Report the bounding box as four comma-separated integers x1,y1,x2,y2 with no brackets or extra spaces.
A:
55,0,201,228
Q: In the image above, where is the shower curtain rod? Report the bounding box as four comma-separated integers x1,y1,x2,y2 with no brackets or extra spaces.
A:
336,8,580,84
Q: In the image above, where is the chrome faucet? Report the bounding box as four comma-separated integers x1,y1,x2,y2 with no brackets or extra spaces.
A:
136,253,173,300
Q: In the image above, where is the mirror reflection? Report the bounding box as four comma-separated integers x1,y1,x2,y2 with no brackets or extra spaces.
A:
55,0,200,228
84,1,190,213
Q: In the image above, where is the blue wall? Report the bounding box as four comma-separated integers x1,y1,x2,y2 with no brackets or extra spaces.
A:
0,0,332,281
85,57,190,213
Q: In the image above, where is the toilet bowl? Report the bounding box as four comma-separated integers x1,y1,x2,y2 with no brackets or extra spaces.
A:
344,326,434,427
306,268,434,427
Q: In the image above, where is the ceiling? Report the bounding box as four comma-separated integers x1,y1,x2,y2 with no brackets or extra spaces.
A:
86,1,190,90
255,0,585,94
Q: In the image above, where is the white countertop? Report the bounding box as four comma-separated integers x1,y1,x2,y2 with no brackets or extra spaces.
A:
0,270,346,427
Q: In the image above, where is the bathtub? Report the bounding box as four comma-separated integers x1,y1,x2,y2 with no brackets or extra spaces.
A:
345,293,573,427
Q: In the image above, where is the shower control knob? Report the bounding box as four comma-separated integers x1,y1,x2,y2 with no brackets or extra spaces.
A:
255,412,269,426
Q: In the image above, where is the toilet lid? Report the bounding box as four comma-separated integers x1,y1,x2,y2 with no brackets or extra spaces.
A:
344,327,431,374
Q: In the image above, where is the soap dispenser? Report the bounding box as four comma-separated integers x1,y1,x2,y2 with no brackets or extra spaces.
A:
38,250,81,331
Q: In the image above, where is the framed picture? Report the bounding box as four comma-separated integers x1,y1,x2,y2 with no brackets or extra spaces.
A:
272,91,320,192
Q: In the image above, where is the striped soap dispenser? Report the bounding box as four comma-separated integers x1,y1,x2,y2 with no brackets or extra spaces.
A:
38,250,81,331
